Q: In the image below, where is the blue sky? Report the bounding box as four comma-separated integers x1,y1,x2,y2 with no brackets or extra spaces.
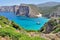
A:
0,0,60,6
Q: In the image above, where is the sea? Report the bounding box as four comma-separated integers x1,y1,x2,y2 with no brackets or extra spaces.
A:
0,12,49,30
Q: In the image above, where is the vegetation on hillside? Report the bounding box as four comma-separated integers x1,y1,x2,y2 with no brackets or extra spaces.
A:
38,5,60,17
0,16,46,40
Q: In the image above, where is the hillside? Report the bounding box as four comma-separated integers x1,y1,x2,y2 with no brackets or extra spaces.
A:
0,16,46,40
37,2,60,7
38,4,60,18
34,2,60,17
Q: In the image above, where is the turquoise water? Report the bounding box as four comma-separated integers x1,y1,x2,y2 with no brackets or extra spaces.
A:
0,12,49,30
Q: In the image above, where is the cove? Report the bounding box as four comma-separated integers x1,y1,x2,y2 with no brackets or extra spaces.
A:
0,12,49,30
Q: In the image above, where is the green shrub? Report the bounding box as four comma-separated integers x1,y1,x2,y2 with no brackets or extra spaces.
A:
53,24,60,33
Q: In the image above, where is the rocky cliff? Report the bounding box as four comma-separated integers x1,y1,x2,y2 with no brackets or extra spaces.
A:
0,4,42,17
0,6,14,12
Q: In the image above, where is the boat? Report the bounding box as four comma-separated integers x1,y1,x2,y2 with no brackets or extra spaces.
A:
36,22,40,25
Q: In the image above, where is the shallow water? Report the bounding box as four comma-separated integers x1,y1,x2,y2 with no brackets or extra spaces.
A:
0,12,49,30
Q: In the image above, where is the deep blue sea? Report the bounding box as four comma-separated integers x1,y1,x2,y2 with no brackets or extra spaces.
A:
0,12,49,30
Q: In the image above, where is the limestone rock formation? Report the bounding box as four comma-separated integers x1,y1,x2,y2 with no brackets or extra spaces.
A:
0,4,42,17
16,4,42,17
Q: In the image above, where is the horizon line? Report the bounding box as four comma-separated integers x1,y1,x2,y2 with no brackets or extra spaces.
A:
0,1,60,6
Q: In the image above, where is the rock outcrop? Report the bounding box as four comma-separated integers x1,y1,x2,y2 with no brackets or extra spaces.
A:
40,18,60,34
15,4,42,17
